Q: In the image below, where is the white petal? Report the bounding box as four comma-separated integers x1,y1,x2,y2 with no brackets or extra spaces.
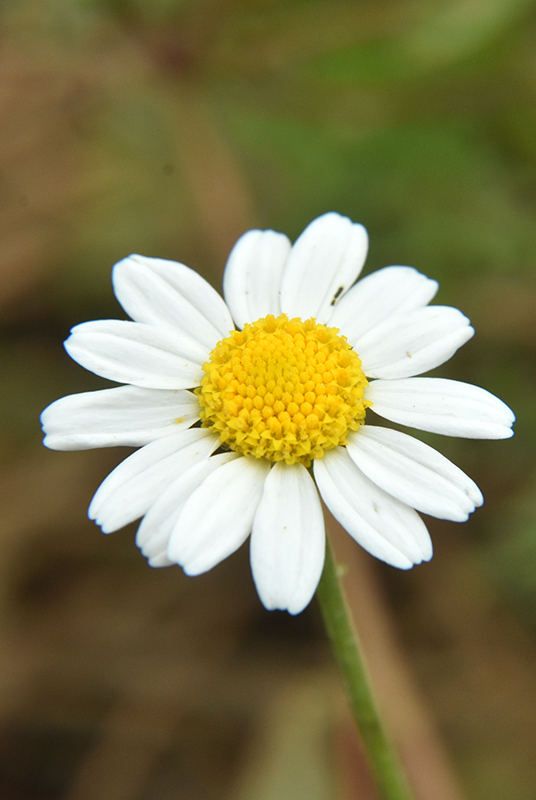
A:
89,428,219,533
250,462,325,615
347,427,483,521
366,378,515,439
280,212,368,323
168,456,271,575
357,306,474,379
314,447,432,568
223,230,291,328
65,320,206,389
41,386,199,450
329,265,438,344
113,255,233,351
136,452,239,566
145,553,174,568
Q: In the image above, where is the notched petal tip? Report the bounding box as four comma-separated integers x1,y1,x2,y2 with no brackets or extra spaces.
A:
420,539,433,564
147,554,174,568
40,400,60,448
90,514,114,535
495,400,516,437
259,596,311,615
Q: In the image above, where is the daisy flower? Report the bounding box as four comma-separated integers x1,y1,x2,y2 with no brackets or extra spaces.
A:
41,213,515,614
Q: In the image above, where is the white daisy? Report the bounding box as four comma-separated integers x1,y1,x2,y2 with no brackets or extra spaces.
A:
41,212,515,614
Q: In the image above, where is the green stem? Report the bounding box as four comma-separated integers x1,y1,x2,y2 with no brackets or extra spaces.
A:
316,538,415,800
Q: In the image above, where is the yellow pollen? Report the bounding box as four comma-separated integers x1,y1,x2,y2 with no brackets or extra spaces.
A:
197,314,370,467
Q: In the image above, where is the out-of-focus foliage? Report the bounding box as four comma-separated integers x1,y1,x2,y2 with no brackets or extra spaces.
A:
1,1,535,799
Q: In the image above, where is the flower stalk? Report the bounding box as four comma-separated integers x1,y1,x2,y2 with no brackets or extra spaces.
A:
316,538,415,800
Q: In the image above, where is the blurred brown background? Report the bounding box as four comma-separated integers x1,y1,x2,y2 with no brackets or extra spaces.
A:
1,1,535,798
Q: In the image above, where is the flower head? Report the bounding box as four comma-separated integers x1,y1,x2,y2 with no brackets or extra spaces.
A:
41,213,515,614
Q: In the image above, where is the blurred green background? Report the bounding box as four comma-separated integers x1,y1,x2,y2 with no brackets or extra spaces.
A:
0,0,535,798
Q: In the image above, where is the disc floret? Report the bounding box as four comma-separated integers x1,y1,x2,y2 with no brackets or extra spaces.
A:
197,314,369,467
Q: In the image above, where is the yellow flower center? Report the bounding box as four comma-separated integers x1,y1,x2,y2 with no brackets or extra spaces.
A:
197,314,369,467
